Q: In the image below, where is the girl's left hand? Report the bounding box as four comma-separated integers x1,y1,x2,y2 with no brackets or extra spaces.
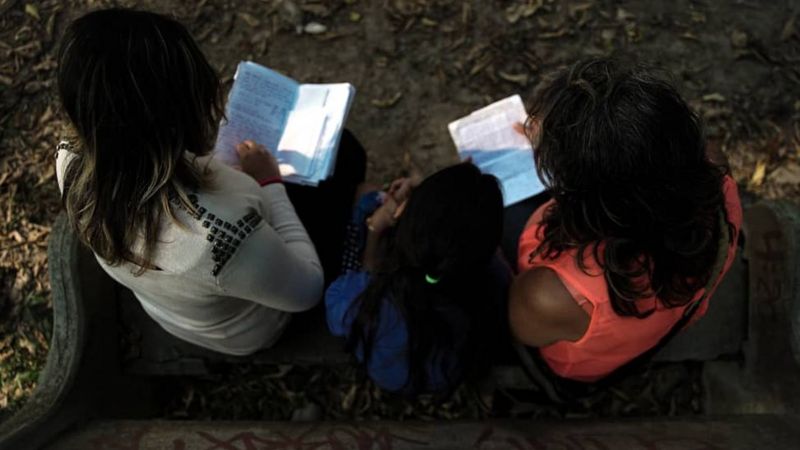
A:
368,175,418,232
366,196,399,234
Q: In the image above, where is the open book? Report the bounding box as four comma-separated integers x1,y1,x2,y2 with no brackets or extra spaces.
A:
214,61,356,186
448,95,545,207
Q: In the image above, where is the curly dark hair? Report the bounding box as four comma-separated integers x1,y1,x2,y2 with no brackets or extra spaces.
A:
527,58,729,318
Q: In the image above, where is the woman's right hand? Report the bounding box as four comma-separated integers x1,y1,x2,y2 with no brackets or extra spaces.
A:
235,140,281,181
514,118,541,144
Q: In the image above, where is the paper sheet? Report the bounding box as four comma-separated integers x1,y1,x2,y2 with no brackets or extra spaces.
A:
276,107,326,176
289,83,355,185
214,63,299,166
448,95,545,206
214,62,355,186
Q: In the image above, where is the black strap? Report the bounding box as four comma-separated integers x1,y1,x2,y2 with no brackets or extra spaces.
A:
614,211,731,370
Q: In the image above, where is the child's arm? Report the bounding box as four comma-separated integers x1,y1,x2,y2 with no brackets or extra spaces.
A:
362,228,384,271
354,176,415,272
362,194,399,271
325,271,371,336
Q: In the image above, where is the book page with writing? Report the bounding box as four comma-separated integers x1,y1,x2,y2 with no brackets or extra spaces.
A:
449,95,544,206
214,62,299,166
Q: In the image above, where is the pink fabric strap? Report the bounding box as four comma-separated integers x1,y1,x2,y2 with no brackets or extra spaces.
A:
258,176,283,187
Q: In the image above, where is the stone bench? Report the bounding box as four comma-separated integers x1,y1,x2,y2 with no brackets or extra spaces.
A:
120,291,351,376
45,416,800,450
2,199,799,449
119,225,748,377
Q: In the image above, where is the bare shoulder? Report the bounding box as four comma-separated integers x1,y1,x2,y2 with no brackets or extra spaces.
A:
508,267,590,347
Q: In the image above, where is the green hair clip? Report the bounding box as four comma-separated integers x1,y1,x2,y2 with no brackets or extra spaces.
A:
425,274,440,285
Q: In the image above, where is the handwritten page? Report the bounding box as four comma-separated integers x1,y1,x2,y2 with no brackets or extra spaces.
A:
214,61,355,186
214,63,299,166
448,95,545,206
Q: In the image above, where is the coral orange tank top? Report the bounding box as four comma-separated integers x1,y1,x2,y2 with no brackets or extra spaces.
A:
517,176,743,382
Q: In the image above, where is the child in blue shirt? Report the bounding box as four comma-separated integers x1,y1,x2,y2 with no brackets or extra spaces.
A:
325,163,509,396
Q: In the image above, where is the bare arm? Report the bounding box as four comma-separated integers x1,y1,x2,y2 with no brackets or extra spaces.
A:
508,267,591,347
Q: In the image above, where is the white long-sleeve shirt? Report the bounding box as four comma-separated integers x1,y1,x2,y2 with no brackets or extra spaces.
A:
56,149,324,355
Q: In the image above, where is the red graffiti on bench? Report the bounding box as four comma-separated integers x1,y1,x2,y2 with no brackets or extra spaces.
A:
79,423,724,449
474,426,722,450
185,425,428,449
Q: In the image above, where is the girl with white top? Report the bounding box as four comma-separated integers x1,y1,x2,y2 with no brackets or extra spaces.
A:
54,8,358,355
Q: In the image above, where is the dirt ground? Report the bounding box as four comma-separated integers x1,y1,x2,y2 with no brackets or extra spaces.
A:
1,0,799,420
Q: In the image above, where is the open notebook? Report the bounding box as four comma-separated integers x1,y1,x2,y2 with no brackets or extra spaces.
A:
448,95,545,206
214,61,355,186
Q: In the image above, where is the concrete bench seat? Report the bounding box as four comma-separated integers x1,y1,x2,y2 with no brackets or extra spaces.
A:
2,199,800,450
117,230,748,377
120,290,351,376
45,416,800,450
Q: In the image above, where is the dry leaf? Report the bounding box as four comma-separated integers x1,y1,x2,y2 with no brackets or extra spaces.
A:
300,4,331,17
237,12,260,28
505,5,523,24
10,231,24,243
690,11,706,24
702,93,726,102
303,22,327,35
421,17,438,27
341,384,358,411
498,70,528,86
730,29,748,48
505,1,543,24
624,23,640,42
540,29,568,39
681,31,699,41
24,4,39,20
781,14,797,41
18,337,36,355
469,54,493,76
770,163,800,185
568,3,593,18
750,160,767,187
370,91,403,108
616,8,635,21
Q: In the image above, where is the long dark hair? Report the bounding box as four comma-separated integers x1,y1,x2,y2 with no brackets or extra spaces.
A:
527,58,728,317
346,163,504,394
57,8,224,271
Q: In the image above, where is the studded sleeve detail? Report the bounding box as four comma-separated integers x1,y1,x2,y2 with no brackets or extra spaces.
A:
206,212,262,277
165,179,322,312
166,192,261,278
177,193,262,278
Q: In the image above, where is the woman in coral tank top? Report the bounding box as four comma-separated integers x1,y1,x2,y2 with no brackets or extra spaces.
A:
509,59,743,383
